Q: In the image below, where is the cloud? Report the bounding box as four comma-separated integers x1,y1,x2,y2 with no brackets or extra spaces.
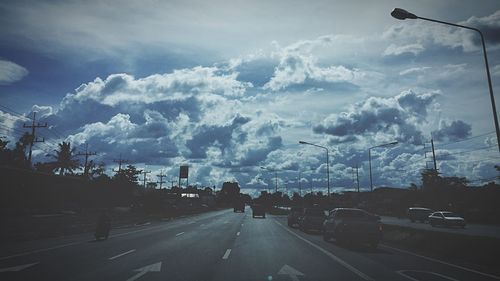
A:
399,66,432,76
492,65,500,77
383,43,425,56
263,35,380,91
0,59,28,85
312,90,439,145
432,120,472,142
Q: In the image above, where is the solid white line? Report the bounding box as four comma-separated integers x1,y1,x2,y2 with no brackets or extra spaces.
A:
382,245,500,280
237,232,240,236
222,249,231,259
275,221,373,281
397,270,459,281
176,232,185,236
108,249,136,260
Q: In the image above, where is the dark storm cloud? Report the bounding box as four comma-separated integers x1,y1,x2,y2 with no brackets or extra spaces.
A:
313,90,438,145
238,136,283,167
432,120,472,142
186,114,251,159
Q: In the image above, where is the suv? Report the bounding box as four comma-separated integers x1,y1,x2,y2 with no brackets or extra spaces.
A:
407,207,433,222
287,206,304,227
298,208,326,232
233,201,245,213
323,208,382,248
252,204,266,218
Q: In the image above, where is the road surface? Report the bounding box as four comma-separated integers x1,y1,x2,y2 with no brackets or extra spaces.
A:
1,208,499,281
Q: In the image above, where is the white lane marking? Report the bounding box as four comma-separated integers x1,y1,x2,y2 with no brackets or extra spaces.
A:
176,232,185,237
126,262,162,281
397,270,460,281
0,262,39,272
275,221,373,281
200,224,205,227
222,249,231,259
241,223,244,226
0,241,82,260
108,249,136,260
237,232,240,236
224,221,229,224
382,245,500,280
278,264,304,281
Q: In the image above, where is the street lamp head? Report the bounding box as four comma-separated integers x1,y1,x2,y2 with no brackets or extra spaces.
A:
260,166,266,170
391,8,417,20
299,141,308,144
389,141,398,145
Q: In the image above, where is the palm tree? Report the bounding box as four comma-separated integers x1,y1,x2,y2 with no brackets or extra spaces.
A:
50,141,79,176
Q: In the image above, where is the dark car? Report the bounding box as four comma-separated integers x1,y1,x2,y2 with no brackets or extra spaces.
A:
407,207,433,222
298,208,326,232
252,204,266,218
428,211,466,228
323,208,382,248
287,206,304,227
233,201,245,213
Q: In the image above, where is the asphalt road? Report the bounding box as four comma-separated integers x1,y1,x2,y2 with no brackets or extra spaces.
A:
1,208,499,281
380,216,500,239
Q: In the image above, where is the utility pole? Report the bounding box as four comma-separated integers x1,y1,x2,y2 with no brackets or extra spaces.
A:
23,112,47,165
76,143,97,177
355,165,360,193
171,180,175,188
424,138,438,171
298,171,302,197
157,171,166,189
113,154,128,173
141,170,151,188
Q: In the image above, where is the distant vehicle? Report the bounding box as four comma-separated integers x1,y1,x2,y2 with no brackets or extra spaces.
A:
407,207,433,222
252,204,266,218
233,201,245,213
298,207,325,232
287,206,304,227
428,211,466,228
323,208,382,248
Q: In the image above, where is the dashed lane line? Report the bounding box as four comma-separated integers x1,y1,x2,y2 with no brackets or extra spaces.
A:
108,249,136,260
176,232,185,237
222,249,231,259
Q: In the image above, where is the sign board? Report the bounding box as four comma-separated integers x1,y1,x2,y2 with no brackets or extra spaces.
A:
179,165,189,178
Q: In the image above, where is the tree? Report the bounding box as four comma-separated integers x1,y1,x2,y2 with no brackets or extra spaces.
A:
114,164,141,185
10,133,32,168
50,141,79,175
87,160,106,179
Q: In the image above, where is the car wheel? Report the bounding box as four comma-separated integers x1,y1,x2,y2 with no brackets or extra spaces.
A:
322,231,330,242
430,221,435,227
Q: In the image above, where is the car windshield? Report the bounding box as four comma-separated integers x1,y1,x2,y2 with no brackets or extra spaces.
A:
305,209,325,216
442,212,460,218
335,210,367,218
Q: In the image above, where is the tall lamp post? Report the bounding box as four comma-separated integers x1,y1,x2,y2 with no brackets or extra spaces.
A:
391,8,500,153
260,166,278,193
369,141,398,192
299,141,330,196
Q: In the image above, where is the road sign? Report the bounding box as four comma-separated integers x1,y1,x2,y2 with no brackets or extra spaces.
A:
179,165,189,178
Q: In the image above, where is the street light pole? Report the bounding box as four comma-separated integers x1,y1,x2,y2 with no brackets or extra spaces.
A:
368,141,398,192
299,141,330,196
391,8,500,153
261,166,278,193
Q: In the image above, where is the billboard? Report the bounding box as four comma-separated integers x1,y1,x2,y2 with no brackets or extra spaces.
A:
179,165,189,179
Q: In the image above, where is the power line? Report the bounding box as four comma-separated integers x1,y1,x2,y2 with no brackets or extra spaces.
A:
434,131,496,148
23,112,48,165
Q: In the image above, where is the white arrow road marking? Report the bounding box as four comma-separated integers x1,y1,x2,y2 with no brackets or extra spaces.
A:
176,232,185,236
278,264,304,281
126,262,162,281
108,249,136,260
222,249,231,259
236,232,240,236
0,262,39,273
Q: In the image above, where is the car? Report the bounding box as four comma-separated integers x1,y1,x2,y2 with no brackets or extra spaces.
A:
428,211,466,228
252,204,266,218
287,206,304,227
298,207,326,232
323,208,382,248
407,207,433,222
233,201,245,213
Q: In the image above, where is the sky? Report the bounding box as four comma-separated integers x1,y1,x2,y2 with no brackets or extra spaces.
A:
1,0,500,196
